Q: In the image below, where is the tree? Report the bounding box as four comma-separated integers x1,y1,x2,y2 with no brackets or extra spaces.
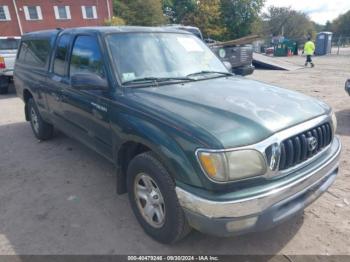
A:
191,0,227,39
263,6,316,42
220,0,265,40
332,10,350,36
111,0,266,41
104,16,126,26
165,0,263,40
323,20,333,32
113,0,130,18
250,16,266,36
162,0,226,39
113,0,166,26
312,21,325,33
163,0,176,22
165,0,197,24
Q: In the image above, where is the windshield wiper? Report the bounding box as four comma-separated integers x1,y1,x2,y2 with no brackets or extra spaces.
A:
123,77,193,86
186,71,233,78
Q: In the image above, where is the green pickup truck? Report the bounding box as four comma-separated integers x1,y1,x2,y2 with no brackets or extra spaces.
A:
14,27,341,244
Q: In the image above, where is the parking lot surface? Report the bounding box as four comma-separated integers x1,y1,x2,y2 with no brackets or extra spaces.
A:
0,53,349,255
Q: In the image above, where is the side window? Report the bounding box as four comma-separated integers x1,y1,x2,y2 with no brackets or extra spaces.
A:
53,34,70,76
17,41,28,61
17,39,50,67
69,35,105,78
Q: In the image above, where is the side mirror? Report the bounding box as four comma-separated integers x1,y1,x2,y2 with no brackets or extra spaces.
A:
223,61,232,72
71,73,108,91
345,79,350,96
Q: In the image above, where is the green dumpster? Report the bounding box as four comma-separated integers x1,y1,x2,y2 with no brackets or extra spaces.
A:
274,40,297,56
274,43,288,56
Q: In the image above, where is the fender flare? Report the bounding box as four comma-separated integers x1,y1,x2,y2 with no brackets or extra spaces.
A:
112,115,203,193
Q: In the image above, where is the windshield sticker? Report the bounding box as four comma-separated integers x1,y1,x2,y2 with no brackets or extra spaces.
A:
122,72,136,82
177,37,204,52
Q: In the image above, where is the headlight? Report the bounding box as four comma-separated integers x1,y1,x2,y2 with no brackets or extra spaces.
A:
331,111,337,134
197,150,266,182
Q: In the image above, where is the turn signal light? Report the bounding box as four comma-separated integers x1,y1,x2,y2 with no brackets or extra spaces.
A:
198,153,217,178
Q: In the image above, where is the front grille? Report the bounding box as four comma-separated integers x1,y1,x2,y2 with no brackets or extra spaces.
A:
278,122,333,170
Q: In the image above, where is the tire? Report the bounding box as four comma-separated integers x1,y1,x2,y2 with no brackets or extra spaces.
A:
0,76,9,94
28,98,54,140
127,151,191,244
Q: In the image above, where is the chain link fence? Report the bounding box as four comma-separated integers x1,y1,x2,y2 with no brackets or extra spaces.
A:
331,36,350,55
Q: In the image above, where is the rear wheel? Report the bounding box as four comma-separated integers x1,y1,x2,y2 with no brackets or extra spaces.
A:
28,98,54,140
127,152,191,244
0,76,9,94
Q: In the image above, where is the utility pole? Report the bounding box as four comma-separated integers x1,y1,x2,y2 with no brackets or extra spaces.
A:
12,0,23,35
106,0,112,20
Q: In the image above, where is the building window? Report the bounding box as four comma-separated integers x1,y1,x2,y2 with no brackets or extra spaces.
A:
24,6,43,20
81,6,97,19
54,6,71,20
0,5,11,21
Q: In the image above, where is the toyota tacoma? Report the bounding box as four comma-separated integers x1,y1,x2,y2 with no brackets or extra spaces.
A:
14,27,341,244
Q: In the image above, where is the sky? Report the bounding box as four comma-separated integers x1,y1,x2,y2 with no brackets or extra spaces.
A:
264,0,350,25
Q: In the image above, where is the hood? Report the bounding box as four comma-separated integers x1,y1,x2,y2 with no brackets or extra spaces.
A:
127,77,330,148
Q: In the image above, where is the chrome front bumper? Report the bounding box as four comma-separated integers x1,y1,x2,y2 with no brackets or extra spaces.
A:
176,136,341,219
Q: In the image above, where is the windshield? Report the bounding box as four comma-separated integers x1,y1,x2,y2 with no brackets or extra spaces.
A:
106,32,228,84
0,39,20,50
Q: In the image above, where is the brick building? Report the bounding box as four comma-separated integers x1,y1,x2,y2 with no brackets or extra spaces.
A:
0,0,113,36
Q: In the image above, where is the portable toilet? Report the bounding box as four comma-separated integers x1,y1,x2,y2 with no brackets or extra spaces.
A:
315,32,332,55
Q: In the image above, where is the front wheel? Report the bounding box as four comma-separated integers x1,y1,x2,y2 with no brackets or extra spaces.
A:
28,98,54,140
127,152,191,244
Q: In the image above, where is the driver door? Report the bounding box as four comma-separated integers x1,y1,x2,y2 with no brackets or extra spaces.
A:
61,34,113,160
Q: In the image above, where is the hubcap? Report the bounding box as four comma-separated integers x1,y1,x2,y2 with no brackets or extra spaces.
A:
134,173,165,228
30,107,39,133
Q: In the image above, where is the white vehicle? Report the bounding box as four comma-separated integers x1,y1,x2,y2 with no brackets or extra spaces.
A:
0,37,20,94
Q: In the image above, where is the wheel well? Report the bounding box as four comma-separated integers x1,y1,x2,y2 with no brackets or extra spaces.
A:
116,142,151,194
23,89,33,103
23,89,33,121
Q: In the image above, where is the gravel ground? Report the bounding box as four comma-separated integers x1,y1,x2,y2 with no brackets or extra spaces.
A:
0,53,349,255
